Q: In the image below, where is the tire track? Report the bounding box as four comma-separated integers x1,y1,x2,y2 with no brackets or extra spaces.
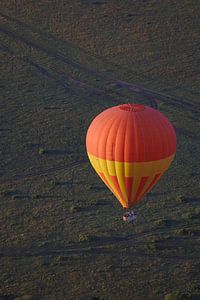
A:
0,41,127,109
1,21,199,112
1,16,199,186
1,11,199,99
0,228,198,260
0,159,87,184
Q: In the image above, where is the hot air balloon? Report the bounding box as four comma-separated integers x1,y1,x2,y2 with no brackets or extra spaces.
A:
86,103,176,221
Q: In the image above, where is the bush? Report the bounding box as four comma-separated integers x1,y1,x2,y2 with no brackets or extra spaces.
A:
176,195,185,203
87,198,98,207
11,194,22,200
165,293,177,300
195,207,200,215
182,212,193,220
148,242,158,251
38,148,45,155
78,233,91,242
174,228,194,236
32,194,41,199
49,180,57,187
147,238,160,251
154,218,168,226
70,205,78,213
164,291,189,299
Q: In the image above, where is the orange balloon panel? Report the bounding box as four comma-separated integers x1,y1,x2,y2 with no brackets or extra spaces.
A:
86,104,176,208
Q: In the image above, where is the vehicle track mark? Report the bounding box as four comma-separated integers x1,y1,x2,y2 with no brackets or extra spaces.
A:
1,21,199,113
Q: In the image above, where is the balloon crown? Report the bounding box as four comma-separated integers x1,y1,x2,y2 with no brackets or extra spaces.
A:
119,103,145,112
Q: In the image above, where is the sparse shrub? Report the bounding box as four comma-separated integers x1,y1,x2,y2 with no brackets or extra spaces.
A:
195,207,200,215
182,212,193,220
176,194,185,203
147,237,160,251
0,188,6,195
32,194,41,199
164,291,188,300
70,204,80,213
186,282,199,293
51,255,62,265
12,195,22,200
148,242,158,251
157,101,165,110
54,181,60,186
154,218,168,227
38,148,45,155
78,233,90,242
174,228,194,236
87,198,98,207
49,180,57,187
175,228,183,235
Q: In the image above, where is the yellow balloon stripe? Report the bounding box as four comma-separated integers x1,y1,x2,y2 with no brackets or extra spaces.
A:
98,172,127,208
87,153,175,208
96,159,127,207
115,162,128,204
88,153,174,176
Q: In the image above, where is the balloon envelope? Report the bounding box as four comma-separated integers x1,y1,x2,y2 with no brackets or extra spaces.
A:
86,104,176,208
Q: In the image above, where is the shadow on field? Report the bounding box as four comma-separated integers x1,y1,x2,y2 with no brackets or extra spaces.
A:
89,186,107,191
184,196,199,204
42,149,74,155
148,192,165,197
53,181,86,186
0,294,18,300
190,172,200,177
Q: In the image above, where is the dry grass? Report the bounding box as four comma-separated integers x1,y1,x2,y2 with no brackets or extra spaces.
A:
0,1,199,299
